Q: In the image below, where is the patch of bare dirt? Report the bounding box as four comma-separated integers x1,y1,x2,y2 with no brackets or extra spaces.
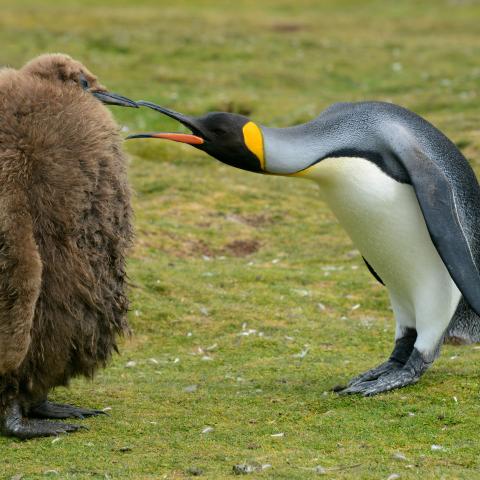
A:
135,228,261,259
240,213,273,228
271,22,307,33
224,239,261,257
225,213,274,228
185,239,216,258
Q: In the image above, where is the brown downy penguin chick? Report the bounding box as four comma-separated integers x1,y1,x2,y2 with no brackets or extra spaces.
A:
0,54,137,439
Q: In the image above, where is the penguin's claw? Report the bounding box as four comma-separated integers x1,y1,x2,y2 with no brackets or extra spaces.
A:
4,419,87,439
1,402,87,439
345,359,404,388
338,348,431,396
29,400,107,420
339,369,419,396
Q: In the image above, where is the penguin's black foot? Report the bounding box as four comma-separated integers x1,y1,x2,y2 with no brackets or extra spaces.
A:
29,400,106,420
339,369,419,396
344,359,404,388
335,327,417,391
2,402,86,439
338,348,431,396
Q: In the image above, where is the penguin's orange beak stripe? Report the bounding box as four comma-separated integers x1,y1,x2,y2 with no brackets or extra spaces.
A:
131,133,204,145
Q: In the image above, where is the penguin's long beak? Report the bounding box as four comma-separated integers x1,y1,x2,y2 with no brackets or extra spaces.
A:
91,90,139,108
126,100,205,144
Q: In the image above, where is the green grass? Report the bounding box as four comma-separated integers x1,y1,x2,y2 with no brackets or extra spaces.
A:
2,0,480,478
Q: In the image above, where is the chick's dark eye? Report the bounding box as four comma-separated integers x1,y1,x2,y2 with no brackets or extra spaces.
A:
79,74,89,90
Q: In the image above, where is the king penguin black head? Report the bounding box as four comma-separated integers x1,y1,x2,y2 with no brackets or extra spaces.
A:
127,101,265,173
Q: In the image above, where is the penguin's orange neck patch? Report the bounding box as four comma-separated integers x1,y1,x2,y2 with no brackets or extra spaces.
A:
242,121,265,170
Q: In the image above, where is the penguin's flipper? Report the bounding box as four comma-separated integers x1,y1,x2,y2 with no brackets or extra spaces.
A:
398,146,480,316
362,257,384,286
0,194,42,375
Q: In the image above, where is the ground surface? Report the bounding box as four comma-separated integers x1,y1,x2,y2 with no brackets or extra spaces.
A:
1,0,480,478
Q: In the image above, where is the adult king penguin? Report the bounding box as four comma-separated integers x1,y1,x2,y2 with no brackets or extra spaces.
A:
128,100,480,395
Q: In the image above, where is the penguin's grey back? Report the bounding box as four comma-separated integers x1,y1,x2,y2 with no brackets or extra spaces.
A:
270,101,480,342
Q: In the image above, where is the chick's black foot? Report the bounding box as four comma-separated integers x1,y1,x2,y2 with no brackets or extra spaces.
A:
339,348,431,396
29,400,106,420
2,402,85,439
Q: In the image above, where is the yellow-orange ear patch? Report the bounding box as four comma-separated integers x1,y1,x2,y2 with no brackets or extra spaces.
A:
242,121,265,170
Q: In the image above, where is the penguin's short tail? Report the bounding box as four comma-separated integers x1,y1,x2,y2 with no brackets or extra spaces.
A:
445,297,480,345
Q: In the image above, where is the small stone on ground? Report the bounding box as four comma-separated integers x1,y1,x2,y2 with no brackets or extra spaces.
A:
186,466,204,476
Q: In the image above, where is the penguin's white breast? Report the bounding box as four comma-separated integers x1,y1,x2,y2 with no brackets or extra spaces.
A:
300,157,459,312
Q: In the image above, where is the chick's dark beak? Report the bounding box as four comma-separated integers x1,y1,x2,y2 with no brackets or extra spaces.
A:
92,90,138,108
126,100,205,144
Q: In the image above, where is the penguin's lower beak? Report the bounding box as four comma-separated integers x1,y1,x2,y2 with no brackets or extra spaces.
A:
128,132,204,145
91,90,138,108
126,100,205,145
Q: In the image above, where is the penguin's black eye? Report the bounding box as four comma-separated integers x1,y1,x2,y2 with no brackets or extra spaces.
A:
79,73,89,90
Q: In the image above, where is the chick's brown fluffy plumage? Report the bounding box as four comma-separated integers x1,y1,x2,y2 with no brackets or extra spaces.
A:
0,54,133,437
